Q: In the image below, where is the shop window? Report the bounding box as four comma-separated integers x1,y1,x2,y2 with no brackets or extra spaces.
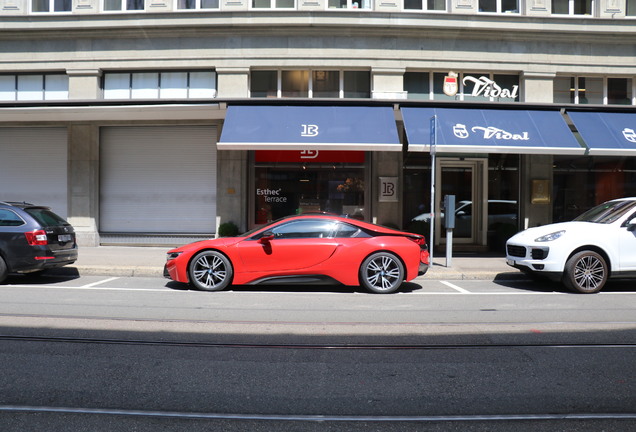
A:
254,151,366,225
0,74,68,101
554,76,629,105
177,0,219,8
250,70,371,99
479,0,518,13
103,71,217,99
32,0,71,12
553,156,636,222
552,0,593,15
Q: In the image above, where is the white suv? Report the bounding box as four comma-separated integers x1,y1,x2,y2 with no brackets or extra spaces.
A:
506,198,636,293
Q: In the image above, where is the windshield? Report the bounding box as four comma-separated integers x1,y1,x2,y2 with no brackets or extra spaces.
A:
573,200,636,224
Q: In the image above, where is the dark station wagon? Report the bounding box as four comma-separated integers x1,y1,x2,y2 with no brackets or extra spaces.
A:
0,202,78,283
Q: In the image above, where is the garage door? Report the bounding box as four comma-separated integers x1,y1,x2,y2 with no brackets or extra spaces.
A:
0,128,68,218
100,126,217,235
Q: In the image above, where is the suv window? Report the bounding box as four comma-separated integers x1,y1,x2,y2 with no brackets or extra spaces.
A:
23,208,68,227
0,209,25,227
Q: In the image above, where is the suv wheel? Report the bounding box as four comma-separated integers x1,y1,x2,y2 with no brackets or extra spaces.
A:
563,250,608,294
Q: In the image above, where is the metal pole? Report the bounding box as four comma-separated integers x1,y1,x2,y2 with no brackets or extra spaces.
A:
429,116,437,263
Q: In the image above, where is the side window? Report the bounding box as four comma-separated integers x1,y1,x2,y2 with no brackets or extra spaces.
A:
334,222,361,238
0,209,25,227
271,220,337,239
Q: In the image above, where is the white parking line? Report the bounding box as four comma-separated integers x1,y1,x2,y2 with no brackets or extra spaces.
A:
81,277,120,288
440,280,472,294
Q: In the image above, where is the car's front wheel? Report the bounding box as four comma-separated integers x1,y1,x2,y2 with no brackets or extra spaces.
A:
188,250,233,292
563,250,608,294
359,252,404,294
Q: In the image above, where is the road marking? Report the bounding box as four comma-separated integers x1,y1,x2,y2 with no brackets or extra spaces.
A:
440,281,472,293
80,277,120,288
0,405,634,422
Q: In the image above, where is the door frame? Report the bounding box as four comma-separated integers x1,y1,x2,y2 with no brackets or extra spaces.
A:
435,157,488,246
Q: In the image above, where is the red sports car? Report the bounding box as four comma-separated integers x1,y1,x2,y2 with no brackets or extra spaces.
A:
164,214,429,294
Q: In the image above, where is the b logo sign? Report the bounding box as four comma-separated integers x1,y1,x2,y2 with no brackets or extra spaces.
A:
301,124,319,137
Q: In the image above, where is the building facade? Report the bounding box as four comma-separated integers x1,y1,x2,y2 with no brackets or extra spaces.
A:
1,0,635,250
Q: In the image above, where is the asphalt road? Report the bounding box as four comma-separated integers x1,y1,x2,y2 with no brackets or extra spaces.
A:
0,274,634,431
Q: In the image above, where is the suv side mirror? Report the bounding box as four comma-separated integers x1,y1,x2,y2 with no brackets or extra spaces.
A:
627,221,636,232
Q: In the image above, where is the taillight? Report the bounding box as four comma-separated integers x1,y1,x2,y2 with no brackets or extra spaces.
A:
25,230,48,246
408,235,427,248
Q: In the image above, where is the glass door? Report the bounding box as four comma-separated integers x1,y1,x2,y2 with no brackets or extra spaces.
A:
436,158,487,246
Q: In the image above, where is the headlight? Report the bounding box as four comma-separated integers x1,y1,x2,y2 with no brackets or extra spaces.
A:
535,230,565,242
166,251,183,262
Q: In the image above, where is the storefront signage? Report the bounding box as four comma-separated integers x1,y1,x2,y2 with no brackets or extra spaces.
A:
623,128,636,143
444,72,519,99
453,124,530,141
255,150,365,163
301,124,319,137
379,177,398,202
257,188,288,203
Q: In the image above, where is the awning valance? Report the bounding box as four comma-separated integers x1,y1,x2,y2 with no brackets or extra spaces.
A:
402,107,585,155
568,111,636,155
218,105,401,151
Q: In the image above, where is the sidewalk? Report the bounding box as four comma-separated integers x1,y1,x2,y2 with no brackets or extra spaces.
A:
61,246,526,281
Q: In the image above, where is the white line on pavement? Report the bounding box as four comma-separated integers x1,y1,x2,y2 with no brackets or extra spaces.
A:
80,277,120,288
440,280,472,294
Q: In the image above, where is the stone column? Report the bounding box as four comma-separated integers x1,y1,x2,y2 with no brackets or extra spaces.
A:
68,125,100,246
216,67,250,98
67,69,102,100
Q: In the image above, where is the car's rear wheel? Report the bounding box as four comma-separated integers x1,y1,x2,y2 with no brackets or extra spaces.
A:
563,250,608,294
359,252,404,294
0,256,7,284
188,250,233,292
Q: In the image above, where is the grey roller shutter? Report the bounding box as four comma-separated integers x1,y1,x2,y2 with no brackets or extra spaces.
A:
100,126,217,235
0,127,68,218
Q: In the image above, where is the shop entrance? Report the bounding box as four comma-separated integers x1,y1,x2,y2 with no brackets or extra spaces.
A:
436,158,488,247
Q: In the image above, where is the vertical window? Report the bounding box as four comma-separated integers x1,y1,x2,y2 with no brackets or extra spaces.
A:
252,0,294,8
17,75,44,101
344,71,370,98
104,0,144,11
553,77,573,104
103,71,216,99
479,0,518,12
177,0,219,8
327,0,371,8
552,0,593,14
0,76,16,101
607,78,632,105
404,0,445,10
32,0,71,11
44,75,69,100
281,70,309,98
628,0,636,15
251,71,278,98
404,72,431,100
312,71,339,98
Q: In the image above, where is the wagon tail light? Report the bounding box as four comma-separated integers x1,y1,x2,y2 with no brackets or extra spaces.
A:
25,230,48,246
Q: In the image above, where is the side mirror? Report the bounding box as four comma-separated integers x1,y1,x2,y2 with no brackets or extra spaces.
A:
627,221,636,232
259,231,275,243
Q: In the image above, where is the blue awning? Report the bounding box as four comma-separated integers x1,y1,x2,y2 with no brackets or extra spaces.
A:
402,107,585,154
218,105,401,151
568,111,636,155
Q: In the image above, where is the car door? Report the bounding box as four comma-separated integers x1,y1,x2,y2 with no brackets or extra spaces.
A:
618,212,636,272
237,219,339,272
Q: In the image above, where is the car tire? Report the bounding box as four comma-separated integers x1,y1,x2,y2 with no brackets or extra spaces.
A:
562,250,608,294
359,252,404,294
188,250,233,292
0,256,7,284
